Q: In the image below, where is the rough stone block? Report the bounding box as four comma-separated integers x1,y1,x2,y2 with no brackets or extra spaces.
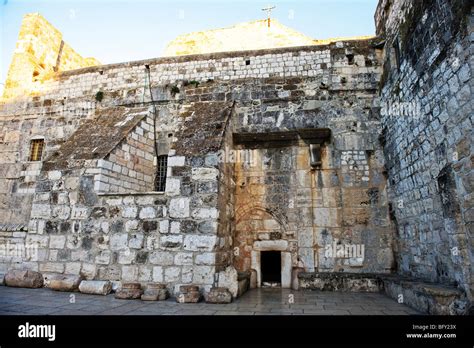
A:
48,274,83,292
141,284,169,301
115,282,144,299
176,288,202,303
78,280,112,295
205,287,232,304
5,269,44,288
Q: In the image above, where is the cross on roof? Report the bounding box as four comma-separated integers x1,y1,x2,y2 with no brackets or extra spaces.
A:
262,5,276,28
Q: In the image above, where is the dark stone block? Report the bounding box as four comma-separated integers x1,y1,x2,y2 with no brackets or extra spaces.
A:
36,181,52,193
82,236,93,250
111,221,124,233
198,220,215,234
57,249,70,261
181,220,197,233
197,181,217,193
269,232,282,240
143,221,157,233
109,207,120,217
45,221,58,234
136,251,148,264
154,197,168,205
172,167,190,176
155,206,164,218
90,207,107,218
437,165,461,218
161,241,181,248
51,192,58,204
181,183,194,196
283,84,298,91
78,176,97,206
190,157,205,167
59,221,71,233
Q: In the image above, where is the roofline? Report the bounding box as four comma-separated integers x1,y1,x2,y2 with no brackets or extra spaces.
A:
58,36,380,78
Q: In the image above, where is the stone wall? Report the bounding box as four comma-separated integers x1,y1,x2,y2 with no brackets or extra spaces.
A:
1,38,380,110
376,0,473,299
95,116,156,193
0,36,395,294
3,13,99,99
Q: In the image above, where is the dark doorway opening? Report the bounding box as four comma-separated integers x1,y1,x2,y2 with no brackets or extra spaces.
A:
261,251,281,285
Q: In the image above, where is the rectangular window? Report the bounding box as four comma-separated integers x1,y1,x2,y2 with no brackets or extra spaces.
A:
154,155,168,192
29,139,44,161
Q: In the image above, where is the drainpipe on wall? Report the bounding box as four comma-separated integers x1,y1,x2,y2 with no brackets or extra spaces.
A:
309,143,323,272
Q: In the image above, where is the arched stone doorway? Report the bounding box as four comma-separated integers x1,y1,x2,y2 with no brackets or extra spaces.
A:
233,206,293,288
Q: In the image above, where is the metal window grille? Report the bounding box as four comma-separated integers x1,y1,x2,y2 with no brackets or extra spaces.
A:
29,139,44,161
155,155,168,192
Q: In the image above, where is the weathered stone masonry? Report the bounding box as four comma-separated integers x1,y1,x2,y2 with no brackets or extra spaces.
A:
0,37,391,295
376,0,473,302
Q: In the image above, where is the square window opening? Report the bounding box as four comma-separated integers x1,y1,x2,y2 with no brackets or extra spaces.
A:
29,139,44,161
154,155,168,192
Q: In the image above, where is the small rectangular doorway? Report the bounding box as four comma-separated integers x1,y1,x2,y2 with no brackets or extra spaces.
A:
261,251,281,287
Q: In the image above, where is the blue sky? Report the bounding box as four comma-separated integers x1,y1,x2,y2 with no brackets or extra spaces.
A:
0,0,378,91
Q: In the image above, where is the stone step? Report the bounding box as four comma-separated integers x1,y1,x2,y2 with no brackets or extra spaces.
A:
298,272,470,315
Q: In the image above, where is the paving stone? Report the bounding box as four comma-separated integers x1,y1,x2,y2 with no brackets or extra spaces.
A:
0,286,420,315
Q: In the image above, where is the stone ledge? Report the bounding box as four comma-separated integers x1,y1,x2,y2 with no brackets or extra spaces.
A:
298,272,382,292
380,275,470,315
298,272,470,315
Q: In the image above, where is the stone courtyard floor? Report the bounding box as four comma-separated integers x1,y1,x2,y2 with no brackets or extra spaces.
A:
0,286,420,315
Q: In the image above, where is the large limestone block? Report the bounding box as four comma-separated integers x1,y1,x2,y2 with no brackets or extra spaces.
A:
48,274,83,292
217,266,239,298
5,270,44,288
78,280,112,295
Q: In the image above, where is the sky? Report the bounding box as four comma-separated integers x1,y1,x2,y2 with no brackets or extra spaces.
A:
0,0,379,93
